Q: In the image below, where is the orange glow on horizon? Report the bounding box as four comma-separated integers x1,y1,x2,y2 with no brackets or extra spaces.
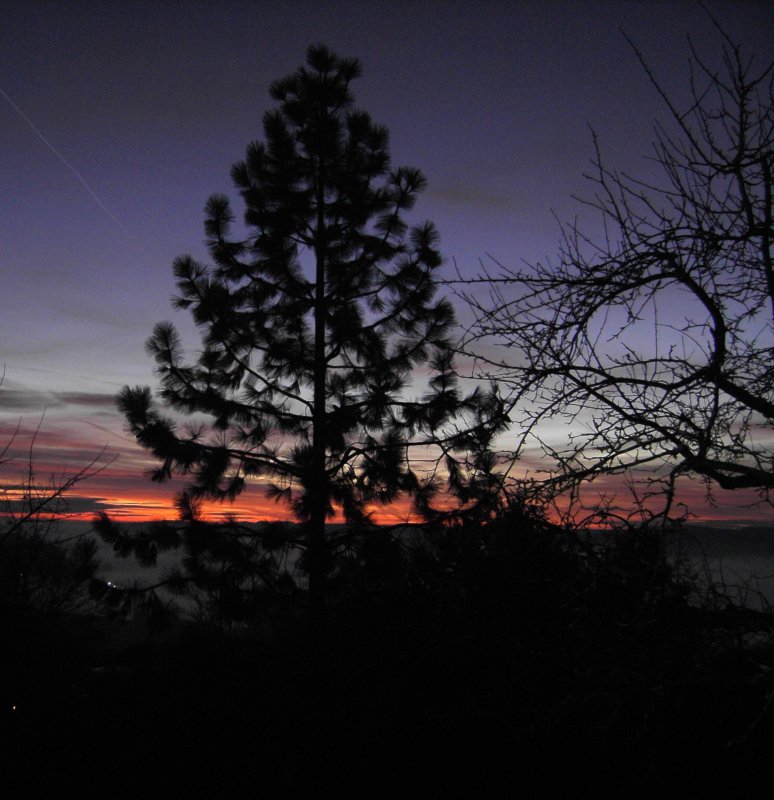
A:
2,468,771,527
1,417,771,528
10,487,429,526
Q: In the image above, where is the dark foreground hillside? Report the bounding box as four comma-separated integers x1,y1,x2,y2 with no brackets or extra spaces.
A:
4,510,774,797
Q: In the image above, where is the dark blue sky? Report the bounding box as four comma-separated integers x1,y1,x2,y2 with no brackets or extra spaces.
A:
1,0,772,522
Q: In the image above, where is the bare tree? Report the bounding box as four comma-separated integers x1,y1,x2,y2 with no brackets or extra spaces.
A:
0,412,113,617
461,24,774,516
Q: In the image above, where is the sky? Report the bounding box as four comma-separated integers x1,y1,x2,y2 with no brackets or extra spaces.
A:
1,0,773,525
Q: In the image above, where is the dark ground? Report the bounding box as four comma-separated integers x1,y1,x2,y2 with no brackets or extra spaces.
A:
4,519,774,797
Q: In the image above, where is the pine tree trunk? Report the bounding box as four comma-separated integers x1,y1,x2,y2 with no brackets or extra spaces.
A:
308,152,328,638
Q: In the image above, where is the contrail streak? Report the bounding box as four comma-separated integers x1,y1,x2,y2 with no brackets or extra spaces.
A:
0,86,130,235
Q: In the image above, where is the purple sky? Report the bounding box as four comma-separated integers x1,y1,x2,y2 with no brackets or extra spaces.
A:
1,0,773,524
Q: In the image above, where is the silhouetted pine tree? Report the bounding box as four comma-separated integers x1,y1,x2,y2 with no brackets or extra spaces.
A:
117,45,502,630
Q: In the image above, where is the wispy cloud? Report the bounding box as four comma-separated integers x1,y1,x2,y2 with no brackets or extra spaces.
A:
3,363,125,390
429,181,521,213
0,388,117,412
